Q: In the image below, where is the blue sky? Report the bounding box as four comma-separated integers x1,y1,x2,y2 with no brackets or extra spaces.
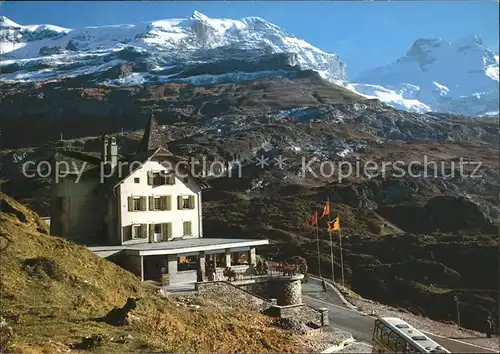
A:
1,1,498,77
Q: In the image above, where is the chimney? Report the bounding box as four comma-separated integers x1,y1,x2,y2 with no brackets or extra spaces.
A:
102,135,109,163
107,136,118,171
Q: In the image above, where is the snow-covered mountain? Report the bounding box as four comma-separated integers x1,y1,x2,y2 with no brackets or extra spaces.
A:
0,12,346,85
352,36,499,117
0,13,498,117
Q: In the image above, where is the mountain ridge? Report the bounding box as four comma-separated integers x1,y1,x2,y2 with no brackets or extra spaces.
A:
353,35,499,116
0,13,498,117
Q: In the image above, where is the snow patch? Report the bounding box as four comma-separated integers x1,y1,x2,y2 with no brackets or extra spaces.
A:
348,83,432,113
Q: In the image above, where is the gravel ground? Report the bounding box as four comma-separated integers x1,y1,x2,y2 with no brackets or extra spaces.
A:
336,342,373,353
341,289,499,351
297,327,352,353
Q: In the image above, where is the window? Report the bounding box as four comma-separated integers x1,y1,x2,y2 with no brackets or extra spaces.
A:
128,196,146,211
183,221,192,236
177,195,195,209
215,253,226,268
177,255,198,271
131,224,146,239
154,197,162,210
134,177,140,183
148,171,175,186
153,173,163,186
395,337,409,353
231,251,249,266
167,175,175,185
380,326,391,344
388,332,400,351
149,223,172,242
149,196,172,211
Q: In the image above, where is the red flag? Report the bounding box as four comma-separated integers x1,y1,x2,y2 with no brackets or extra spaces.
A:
322,200,330,218
310,212,318,226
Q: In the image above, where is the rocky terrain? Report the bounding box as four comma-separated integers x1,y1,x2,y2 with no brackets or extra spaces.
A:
0,70,362,149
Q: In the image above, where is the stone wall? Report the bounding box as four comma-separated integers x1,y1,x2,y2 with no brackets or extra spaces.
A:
266,304,324,327
244,276,303,306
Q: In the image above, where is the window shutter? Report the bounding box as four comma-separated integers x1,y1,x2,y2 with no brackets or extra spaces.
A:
128,197,133,211
168,175,175,185
165,196,171,210
128,225,133,240
160,223,165,239
189,195,195,209
141,224,147,238
140,196,147,211
167,223,172,238
149,196,154,211
147,171,153,185
149,224,154,242
177,196,183,209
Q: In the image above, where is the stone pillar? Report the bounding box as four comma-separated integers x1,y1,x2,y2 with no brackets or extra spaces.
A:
198,251,206,282
167,254,178,285
225,248,231,267
140,256,144,281
283,277,303,305
208,254,216,281
249,247,257,265
318,308,329,326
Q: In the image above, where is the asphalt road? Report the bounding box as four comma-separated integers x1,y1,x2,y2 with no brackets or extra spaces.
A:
302,278,498,353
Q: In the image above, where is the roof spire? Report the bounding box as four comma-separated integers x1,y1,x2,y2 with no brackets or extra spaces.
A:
138,109,169,153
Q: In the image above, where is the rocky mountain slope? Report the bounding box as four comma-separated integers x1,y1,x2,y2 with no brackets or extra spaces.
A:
352,36,499,117
1,13,497,116
0,71,365,148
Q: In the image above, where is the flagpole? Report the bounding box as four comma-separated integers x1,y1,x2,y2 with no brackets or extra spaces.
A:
315,211,322,279
339,222,345,287
327,197,335,282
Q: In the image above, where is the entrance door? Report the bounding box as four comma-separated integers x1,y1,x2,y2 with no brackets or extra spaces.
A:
144,256,166,282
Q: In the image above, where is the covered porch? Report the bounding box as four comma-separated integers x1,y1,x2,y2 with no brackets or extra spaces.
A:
115,238,269,285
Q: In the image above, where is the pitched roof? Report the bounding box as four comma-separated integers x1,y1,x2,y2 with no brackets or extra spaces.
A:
138,114,169,153
52,150,103,174
102,147,210,192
